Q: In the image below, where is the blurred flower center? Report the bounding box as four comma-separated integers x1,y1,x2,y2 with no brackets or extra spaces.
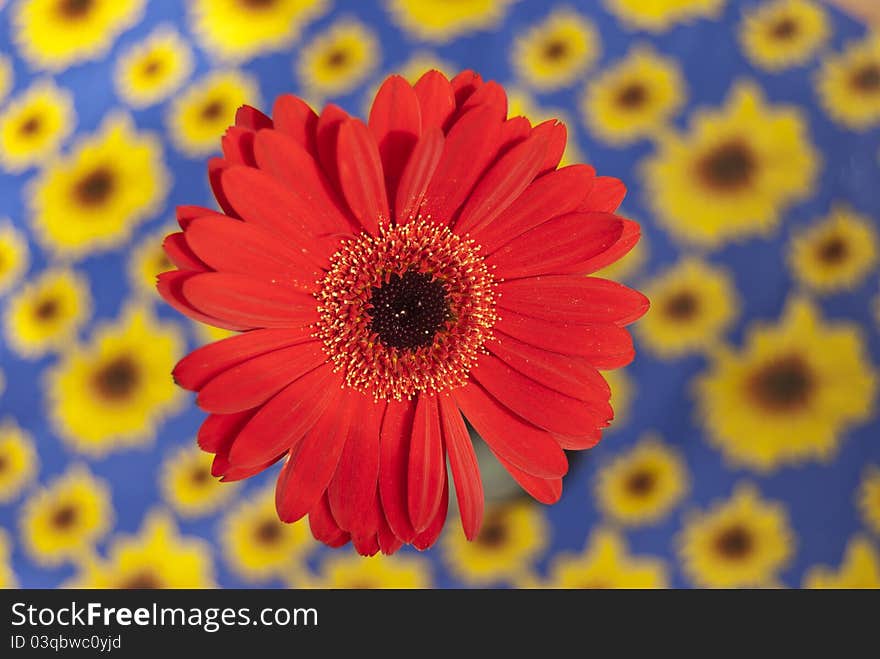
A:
140,57,164,77
120,570,162,589
770,17,798,40
698,140,756,191
92,355,140,401
237,0,278,10
57,0,94,20
74,167,115,206
476,518,509,548
200,99,226,121
625,469,656,497
616,82,648,109
542,39,569,61
0,455,7,474
714,524,754,560
663,290,699,321
188,466,211,486
51,503,78,530
851,64,880,94
368,270,450,350
325,49,349,69
18,115,42,136
33,297,60,321
254,518,283,545
748,355,814,412
816,235,848,264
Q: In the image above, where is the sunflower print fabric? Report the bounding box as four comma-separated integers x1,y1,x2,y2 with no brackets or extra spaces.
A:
1,0,879,589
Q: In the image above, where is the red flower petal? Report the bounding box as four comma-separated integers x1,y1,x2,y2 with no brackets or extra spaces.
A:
377,505,404,555
497,116,531,154
163,232,207,271
450,70,483,108
454,129,549,235
352,533,381,557
412,473,448,551
369,74,421,206
174,326,315,391
470,353,610,437
492,452,562,504
272,94,318,155
394,126,444,224
496,310,635,368
579,176,626,213
197,342,327,414
487,212,623,279
555,428,602,450
457,80,507,123
533,119,567,175
413,70,455,131
197,409,254,453
208,158,238,218
275,392,355,523
378,399,417,542
309,493,351,549
439,395,484,541
228,365,339,469
252,129,355,235
422,106,502,225
235,104,273,131
182,272,319,329
327,395,384,538
336,118,390,233
577,218,641,274
407,394,445,533
221,127,257,166
473,164,596,253
316,103,349,194
156,271,250,331
176,205,224,230
498,275,650,326
184,216,320,290
452,381,568,478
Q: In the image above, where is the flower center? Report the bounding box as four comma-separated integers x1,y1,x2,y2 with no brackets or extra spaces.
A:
817,235,848,264
19,115,42,136
714,524,753,560
748,354,813,412
200,99,226,121
0,455,7,474
325,49,350,69
852,64,880,93
189,465,211,486
625,469,656,497
542,39,569,61
92,355,140,401
663,290,699,321
770,17,798,40
698,140,755,191
51,504,78,530
140,57,163,77
238,0,277,9
74,167,115,206
254,518,283,545
120,570,162,589
616,82,648,109
315,220,497,400
57,0,93,19
476,518,508,548
33,297,60,321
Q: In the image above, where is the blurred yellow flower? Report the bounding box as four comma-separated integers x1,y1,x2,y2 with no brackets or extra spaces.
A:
512,7,599,91
114,25,194,108
69,509,216,588
189,0,328,62
740,0,829,72
0,418,39,504
386,0,518,43
221,486,314,583
696,298,876,471
803,536,880,589
0,530,16,589
582,46,685,145
0,79,74,173
12,0,145,71
817,35,880,130
4,268,91,358
442,499,547,586
303,553,433,589
678,483,794,588
195,322,237,345
29,113,168,259
0,55,12,103
595,434,689,526
298,19,380,99
0,219,30,296
643,82,818,247
160,443,236,518
788,205,878,294
603,0,726,32
637,257,739,358
47,305,184,456
858,466,880,536
547,528,668,588
602,367,633,431
19,464,113,567
128,223,176,298
506,88,582,167
168,70,260,157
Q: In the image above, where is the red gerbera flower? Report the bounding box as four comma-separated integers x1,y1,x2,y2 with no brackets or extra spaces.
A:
157,70,648,555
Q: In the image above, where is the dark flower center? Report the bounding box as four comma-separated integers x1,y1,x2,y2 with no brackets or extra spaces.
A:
543,39,569,61
201,100,226,121
254,518,283,545
714,524,753,560
57,0,93,19
749,355,813,411
771,17,798,40
74,167,115,206
33,297,60,321
699,140,756,191
238,0,277,9
121,570,162,589
616,83,648,109
625,469,656,497
92,356,140,401
19,115,42,136
664,290,699,321
140,57,163,77
51,504,78,530
189,466,211,486
817,235,848,264
852,64,880,93
367,270,450,350
476,518,508,548
0,455,7,474
325,49,350,68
